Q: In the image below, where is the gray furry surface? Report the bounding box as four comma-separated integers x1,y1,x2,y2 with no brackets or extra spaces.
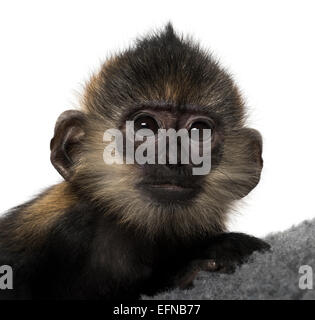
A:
144,219,315,300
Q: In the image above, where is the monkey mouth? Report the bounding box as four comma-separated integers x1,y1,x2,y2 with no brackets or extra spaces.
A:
138,182,200,203
148,183,187,191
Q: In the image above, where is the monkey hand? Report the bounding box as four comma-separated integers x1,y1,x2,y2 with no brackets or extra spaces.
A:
175,232,270,289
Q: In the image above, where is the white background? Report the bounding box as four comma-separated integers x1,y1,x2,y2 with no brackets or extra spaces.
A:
0,0,314,237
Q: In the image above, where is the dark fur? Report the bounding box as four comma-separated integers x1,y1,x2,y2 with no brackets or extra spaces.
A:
0,24,269,300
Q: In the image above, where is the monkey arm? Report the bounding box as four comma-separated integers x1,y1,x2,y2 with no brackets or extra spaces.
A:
172,232,270,289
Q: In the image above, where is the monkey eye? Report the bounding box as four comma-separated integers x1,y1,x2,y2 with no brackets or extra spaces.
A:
189,119,213,141
134,114,159,136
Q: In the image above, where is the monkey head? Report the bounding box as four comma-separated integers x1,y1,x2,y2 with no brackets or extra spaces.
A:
50,24,263,239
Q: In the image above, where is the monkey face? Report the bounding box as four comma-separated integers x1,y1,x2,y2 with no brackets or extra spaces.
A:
50,25,263,238
118,105,223,204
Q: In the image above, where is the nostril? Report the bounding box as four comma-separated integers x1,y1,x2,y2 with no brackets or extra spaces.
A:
164,164,194,177
166,163,184,169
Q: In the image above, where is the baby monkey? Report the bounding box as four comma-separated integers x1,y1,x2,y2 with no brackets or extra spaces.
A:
0,24,269,300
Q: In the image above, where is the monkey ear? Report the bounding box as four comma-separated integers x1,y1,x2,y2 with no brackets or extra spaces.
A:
239,128,263,197
245,128,263,169
50,110,86,181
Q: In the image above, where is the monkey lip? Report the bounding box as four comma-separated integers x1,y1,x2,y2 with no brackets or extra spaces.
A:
139,182,199,202
148,183,188,191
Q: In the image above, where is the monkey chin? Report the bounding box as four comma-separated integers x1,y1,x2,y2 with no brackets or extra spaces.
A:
138,182,201,204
